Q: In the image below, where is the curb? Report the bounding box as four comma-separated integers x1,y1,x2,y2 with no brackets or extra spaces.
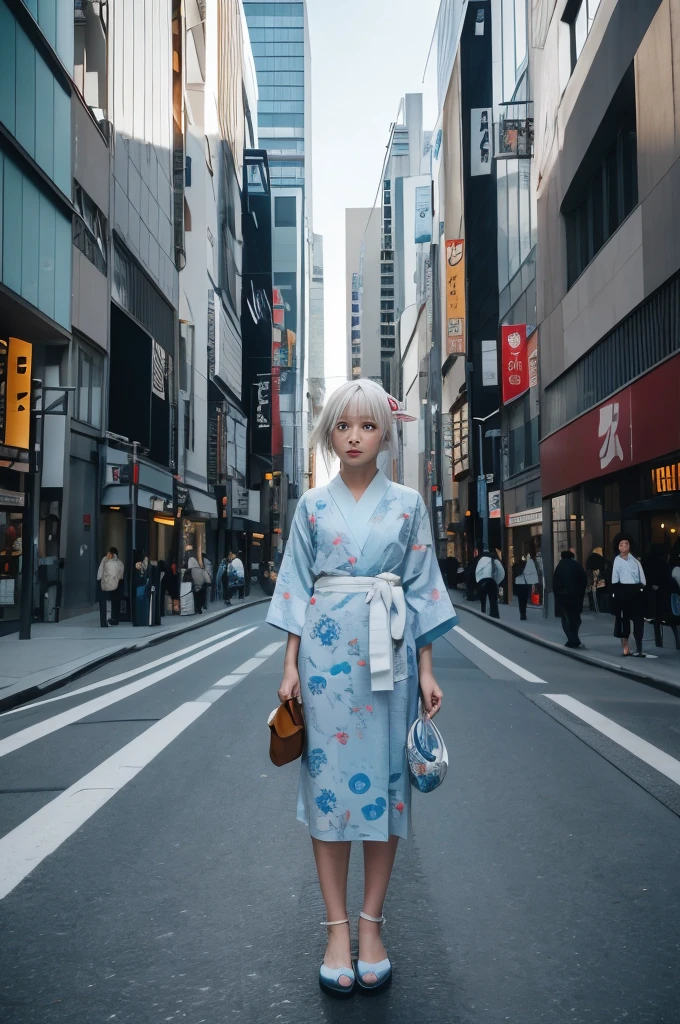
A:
0,597,272,714
451,598,680,699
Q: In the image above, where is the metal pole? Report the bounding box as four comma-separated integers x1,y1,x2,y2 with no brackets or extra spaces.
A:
478,421,489,553
131,441,139,561
19,380,40,639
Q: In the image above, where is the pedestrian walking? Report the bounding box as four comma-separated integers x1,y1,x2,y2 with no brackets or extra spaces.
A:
465,548,480,601
611,536,647,657
162,560,181,615
643,545,680,651
228,551,245,600
216,557,231,606
585,547,606,611
475,549,505,617
186,553,209,614
553,550,587,648
444,553,460,590
512,551,539,620
96,547,124,627
268,378,457,996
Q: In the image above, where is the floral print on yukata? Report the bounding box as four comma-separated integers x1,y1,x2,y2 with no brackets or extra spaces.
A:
267,471,457,842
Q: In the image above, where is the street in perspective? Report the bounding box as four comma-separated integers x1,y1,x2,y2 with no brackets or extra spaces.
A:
1,0,680,1022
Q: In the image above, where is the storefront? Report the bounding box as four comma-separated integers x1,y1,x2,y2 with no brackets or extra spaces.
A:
0,482,26,633
505,506,543,604
540,353,680,575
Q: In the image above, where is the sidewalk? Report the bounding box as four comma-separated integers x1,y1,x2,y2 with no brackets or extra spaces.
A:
450,589,680,697
0,588,271,712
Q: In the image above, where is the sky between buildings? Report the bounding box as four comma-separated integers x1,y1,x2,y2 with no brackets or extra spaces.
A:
306,0,441,392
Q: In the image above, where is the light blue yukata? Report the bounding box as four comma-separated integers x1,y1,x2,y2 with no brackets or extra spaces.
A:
267,470,458,842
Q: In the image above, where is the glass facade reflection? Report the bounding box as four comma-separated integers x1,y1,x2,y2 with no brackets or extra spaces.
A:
0,0,72,329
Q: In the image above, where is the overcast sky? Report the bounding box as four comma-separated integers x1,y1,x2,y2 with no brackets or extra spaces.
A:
306,0,441,388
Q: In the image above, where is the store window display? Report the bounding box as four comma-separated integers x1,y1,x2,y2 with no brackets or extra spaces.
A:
0,514,23,620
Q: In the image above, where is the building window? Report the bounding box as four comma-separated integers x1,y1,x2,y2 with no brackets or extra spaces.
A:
73,183,107,275
274,196,297,227
563,65,637,289
564,0,602,68
76,344,103,429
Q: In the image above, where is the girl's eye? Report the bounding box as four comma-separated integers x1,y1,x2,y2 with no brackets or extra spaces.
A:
336,423,347,431
363,423,377,430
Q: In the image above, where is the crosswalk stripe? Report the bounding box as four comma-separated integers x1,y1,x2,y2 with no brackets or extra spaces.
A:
0,626,245,716
0,642,285,900
0,627,257,760
544,694,680,786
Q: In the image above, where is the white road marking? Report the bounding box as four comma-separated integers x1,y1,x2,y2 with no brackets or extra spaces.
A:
0,628,257,759
0,642,284,900
197,644,285,701
453,625,546,683
0,627,245,716
544,694,680,786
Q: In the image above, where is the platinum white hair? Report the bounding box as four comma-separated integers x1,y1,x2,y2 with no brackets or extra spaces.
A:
309,378,395,468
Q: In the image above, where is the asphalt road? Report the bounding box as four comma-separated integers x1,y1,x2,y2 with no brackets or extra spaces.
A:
1,601,679,1024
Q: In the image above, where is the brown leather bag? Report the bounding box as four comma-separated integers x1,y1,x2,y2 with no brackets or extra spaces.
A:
268,699,305,766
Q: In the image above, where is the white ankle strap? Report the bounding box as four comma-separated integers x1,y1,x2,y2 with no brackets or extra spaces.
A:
321,918,349,927
359,911,385,924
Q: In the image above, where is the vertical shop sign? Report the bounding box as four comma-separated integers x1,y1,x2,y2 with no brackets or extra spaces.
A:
501,324,529,404
415,185,432,243
445,239,466,355
471,108,492,175
255,375,271,429
527,331,538,388
2,338,33,450
481,340,498,386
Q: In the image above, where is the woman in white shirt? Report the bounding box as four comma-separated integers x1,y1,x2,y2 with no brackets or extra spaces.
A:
475,550,505,618
611,537,647,657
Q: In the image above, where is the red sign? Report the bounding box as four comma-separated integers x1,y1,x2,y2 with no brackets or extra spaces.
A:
540,353,680,497
501,324,529,404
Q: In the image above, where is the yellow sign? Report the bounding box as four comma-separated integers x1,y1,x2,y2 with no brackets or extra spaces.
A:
445,239,466,356
3,338,32,450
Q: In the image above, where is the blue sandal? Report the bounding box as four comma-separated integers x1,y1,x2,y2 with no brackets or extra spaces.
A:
319,918,355,997
355,911,392,992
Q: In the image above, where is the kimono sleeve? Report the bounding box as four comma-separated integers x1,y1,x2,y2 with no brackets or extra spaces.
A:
266,498,315,636
402,496,458,648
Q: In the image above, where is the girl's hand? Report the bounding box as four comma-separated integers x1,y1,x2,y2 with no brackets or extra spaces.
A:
278,666,301,704
419,671,443,719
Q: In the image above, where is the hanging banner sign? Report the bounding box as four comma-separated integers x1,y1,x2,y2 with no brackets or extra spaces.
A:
414,184,432,244
501,324,529,404
527,330,538,388
255,375,271,429
445,239,466,356
471,108,492,175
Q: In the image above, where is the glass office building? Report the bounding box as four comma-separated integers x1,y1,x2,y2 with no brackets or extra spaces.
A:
243,1,312,496
0,0,73,632
243,1,306,187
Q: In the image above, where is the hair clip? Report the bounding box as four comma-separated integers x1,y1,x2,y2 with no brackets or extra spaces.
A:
387,394,417,422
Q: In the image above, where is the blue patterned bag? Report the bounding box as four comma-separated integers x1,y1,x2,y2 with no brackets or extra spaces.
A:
407,712,448,793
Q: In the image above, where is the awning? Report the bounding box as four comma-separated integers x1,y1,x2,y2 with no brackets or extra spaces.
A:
188,487,217,517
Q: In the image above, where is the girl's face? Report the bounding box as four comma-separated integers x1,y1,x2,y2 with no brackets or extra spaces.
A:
619,539,630,556
331,408,384,470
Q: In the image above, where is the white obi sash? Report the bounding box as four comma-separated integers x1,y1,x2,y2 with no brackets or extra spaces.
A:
314,573,407,692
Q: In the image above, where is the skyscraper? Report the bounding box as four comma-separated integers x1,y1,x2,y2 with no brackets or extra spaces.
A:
243,0,313,498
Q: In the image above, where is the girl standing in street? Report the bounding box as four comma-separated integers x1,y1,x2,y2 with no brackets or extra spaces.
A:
267,379,457,996
611,536,647,657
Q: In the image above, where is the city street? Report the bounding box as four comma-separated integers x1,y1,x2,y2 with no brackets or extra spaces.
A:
1,602,679,1023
